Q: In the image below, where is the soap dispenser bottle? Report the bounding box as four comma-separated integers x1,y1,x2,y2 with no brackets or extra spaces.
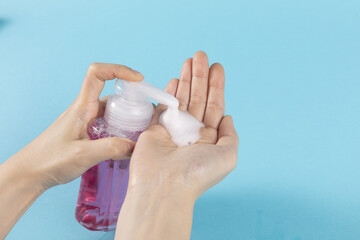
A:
75,79,178,231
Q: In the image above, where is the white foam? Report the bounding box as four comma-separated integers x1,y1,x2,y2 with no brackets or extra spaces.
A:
159,107,204,146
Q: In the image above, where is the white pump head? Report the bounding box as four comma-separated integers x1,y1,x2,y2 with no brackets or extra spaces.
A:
114,80,179,108
106,79,203,146
104,79,179,131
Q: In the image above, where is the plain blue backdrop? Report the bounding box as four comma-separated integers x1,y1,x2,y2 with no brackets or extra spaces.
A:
1,0,360,239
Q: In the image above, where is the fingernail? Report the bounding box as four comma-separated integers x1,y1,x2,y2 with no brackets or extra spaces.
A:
129,68,143,76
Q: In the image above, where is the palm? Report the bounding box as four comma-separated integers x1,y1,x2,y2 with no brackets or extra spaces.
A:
129,52,238,198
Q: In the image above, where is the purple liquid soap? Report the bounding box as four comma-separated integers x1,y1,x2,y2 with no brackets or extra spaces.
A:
75,79,180,232
75,118,142,231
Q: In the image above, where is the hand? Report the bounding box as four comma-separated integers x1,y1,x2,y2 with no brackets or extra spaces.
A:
115,51,239,240
130,51,238,200
0,63,144,237
7,63,144,190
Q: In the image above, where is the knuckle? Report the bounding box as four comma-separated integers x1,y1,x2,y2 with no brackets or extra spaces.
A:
180,75,191,83
88,62,101,73
190,94,207,106
88,62,107,81
210,79,225,89
107,139,123,156
180,69,192,82
207,100,225,111
70,143,86,158
177,96,188,107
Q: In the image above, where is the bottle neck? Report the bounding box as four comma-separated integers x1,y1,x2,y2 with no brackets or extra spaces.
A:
104,95,153,131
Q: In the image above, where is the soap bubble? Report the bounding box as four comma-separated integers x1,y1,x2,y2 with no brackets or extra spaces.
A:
159,108,204,146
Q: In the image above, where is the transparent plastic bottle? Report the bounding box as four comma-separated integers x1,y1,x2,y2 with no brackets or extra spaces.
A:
75,79,198,231
75,80,155,231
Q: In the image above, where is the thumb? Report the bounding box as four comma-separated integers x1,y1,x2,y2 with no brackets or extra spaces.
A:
82,137,136,166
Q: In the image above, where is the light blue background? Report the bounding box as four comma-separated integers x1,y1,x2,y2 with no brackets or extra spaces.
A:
1,0,359,239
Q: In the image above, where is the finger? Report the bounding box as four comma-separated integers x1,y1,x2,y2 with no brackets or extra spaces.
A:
204,63,225,129
99,95,110,107
96,95,111,117
150,78,179,125
176,58,192,111
188,51,209,121
82,137,136,166
198,127,218,144
217,116,239,148
165,78,179,96
150,105,167,126
78,63,144,103
216,115,239,171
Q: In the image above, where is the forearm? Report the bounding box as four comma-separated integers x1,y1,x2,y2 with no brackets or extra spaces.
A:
115,186,195,240
0,151,45,239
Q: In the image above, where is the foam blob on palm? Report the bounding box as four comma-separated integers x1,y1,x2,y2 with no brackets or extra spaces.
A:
116,80,204,146
159,107,204,146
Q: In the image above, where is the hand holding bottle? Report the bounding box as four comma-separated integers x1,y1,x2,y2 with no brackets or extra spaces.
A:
20,63,144,189
0,63,143,238
115,51,239,240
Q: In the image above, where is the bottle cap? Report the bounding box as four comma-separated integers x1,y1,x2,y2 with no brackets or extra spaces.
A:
104,79,179,131
105,79,203,146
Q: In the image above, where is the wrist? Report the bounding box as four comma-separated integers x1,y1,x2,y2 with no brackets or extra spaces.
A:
0,154,45,237
6,149,47,195
125,184,196,215
115,183,195,240
128,180,196,205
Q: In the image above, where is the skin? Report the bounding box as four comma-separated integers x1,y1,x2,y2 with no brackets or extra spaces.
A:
0,51,239,240
115,52,239,240
0,63,144,238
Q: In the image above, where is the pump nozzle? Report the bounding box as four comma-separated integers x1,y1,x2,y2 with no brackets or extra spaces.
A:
114,79,203,146
115,80,179,108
